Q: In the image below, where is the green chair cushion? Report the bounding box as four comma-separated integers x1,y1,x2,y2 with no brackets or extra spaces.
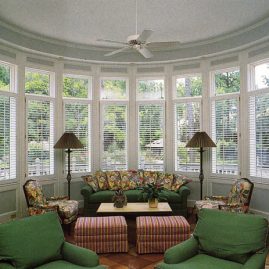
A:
0,212,64,269
35,260,105,269
194,209,268,264
160,190,182,203
157,254,243,269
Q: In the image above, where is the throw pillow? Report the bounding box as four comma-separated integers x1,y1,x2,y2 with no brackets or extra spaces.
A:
106,171,121,190
129,170,139,189
137,169,145,187
81,175,99,192
143,171,158,185
95,171,109,190
120,171,132,190
158,172,174,190
171,174,191,191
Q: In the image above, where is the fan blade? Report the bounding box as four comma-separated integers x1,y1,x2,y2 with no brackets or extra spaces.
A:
147,41,181,48
104,46,131,57
97,38,128,45
137,47,153,58
137,30,154,42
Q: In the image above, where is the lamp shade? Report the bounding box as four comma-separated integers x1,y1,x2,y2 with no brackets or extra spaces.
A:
54,132,84,149
186,131,216,148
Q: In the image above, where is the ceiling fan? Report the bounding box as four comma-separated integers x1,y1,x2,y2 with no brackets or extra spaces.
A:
97,1,180,58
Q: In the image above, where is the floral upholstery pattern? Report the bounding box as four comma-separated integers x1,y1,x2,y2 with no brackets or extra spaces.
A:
143,171,158,185
106,171,121,190
23,180,78,225
158,173,174,190
120,170,137,190
82,175,99,192
171,174,191,191
195,178,254,213
95,171,109,190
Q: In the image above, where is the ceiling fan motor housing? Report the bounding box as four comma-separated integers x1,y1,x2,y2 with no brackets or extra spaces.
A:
127,34,142,45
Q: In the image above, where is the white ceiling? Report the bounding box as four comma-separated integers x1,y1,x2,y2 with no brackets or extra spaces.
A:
0,0,269,47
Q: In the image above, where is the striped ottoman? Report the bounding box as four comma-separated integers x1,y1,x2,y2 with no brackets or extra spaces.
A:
136,216,190,254
74,216,128,253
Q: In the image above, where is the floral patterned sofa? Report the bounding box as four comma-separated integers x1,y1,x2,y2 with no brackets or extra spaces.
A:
81,170,191,216
23,179,79,225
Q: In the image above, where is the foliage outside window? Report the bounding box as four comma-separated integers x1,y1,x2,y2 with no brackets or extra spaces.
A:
174,74,202,172
176,76,202,98
26,68,54,176
249,62,269,182
101,79,127,100
102,105,127,170
63,73,92,173
0,64,11,92
211,68,240,175
137,79,164,100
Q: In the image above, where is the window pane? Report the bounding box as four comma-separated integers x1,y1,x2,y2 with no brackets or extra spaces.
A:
63,76,90,99
0,96,16,180
254,63,269,90
137,79,164,100
0,64,10,92
175,103,200,172
138,105,164,171
250,94,269,180
25,71,50,96
27,100,54,176
176,76,202,98
102,105,127,170
65,103,90,172
100,79,127,100
212,99,238,175
215,70,240,95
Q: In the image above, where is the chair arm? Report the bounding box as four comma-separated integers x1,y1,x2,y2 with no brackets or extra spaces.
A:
205,195,228,202
47,196,68,201
62,242,100,267
0,263,15,269
81,185,94,197
163,236,199,264
243,248,269,269
176,186,190,201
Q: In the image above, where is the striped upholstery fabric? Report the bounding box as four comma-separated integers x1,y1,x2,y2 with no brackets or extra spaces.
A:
74,216,128,253
136,216,190,254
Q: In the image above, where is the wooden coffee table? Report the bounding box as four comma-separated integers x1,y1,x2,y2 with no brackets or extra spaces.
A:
97,202,172,216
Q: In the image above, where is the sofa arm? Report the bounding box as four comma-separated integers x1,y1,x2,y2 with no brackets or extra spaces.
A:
62,242,100,267
243,248,269,269
81,185,94,197
163,236,198,264
176,186,190,201
0,263,15,269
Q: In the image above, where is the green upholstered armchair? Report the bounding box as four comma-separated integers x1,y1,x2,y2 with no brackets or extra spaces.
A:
156,209,268,269
0,212,106,269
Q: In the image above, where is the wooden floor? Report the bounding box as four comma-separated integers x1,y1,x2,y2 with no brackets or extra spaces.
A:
66,210,269,269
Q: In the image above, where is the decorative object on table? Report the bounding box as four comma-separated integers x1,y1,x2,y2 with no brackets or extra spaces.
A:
112,189,127,208
54,132,84,199
139,182,166,208
23,179,78,225
198,177,254,213
186,131,216,199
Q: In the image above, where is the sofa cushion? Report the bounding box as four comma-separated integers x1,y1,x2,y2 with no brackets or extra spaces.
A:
82,175,99,192
120,171,137,190
171,174,191,191
158,172,174,190
35,260,103,269
95,171,109,190
160,190,182,203
106,171,121,190
143,171,158,185
194,209,268,264
172,254,243,269
0,212,64,269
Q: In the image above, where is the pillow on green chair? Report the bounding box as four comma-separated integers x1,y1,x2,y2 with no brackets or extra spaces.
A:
0,212,64,269
194,209,268,264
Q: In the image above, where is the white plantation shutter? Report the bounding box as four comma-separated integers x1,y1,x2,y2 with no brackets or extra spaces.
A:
65,103,91,172
138,104,164,171
27,100,54,176
102,105,127,170
175,102,200,172
212,98,238,175
0,96,16,180
249,94,269,180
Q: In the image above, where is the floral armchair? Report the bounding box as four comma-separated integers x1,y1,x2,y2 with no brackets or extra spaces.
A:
23,179,79,225
195,178,254,213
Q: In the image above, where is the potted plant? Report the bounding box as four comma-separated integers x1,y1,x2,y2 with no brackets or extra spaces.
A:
139,183,166,208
